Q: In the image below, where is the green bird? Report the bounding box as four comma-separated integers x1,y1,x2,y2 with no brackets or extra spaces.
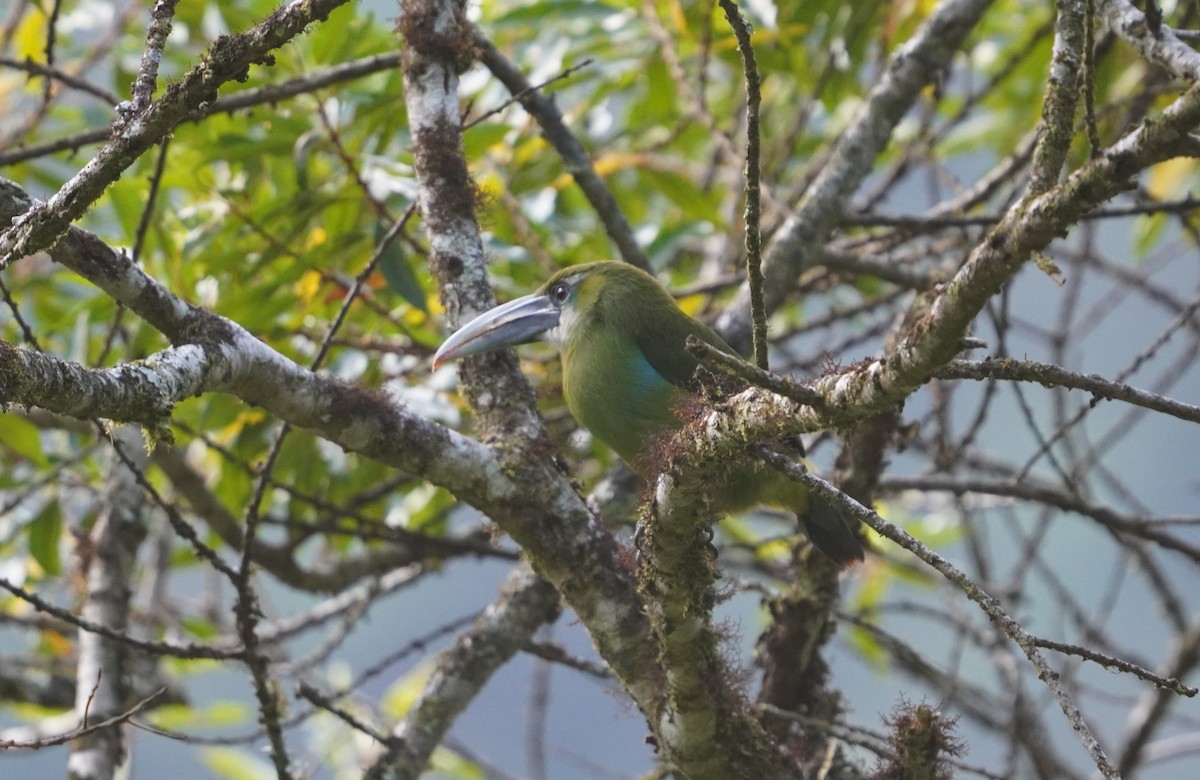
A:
432,261,864,566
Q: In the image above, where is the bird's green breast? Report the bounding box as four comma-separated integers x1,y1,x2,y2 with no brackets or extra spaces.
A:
561,325,683,473
552,262,739,475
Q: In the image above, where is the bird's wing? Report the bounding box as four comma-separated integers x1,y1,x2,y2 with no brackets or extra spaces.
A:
633,310,808,459
633,312,738,390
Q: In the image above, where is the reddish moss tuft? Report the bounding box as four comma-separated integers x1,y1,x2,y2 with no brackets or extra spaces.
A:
397,0,478,74
871,700,964,780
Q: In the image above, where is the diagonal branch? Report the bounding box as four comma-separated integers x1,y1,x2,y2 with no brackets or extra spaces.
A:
753,450,1122,779
362,566,560,779
473,30,652,272
936,357,1200,424
1100,0,1200,81
691,77,1200,453
0,0,355,269
716,0,999,350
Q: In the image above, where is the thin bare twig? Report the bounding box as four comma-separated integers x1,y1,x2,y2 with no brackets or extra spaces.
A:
718,0,768,370
0,687,166,750
752,446,1121,780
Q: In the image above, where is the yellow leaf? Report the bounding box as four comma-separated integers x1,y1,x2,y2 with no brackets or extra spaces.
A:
402,306,428,327
381,660,435,719
200,747,275,780
553,152,655,188
676,293,707,317
303,226,328,251
430,746,484,779
667,0,688,36
295,269,323,304
14,9,48,63
755,537,792,564
1147,157,1198,201
214,409,268,443
592,152,652,176
151,701,250,730
475,171,503,198
40,629,72,657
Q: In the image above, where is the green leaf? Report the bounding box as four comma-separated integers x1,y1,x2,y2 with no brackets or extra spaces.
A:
492,1,624,27
152,701,249,731
292,130,323,192
28,502,62,576
463,122,513,159
0,414,48,466
376,224,428,311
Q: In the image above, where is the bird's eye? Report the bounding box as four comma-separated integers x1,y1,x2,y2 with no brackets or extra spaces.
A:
550,281,570,304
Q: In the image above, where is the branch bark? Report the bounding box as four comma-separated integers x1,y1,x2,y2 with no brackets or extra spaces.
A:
67,427,148,780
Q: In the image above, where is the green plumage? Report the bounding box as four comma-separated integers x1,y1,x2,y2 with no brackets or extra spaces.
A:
544,262,727,468
434,261,863,565
539,262,863,566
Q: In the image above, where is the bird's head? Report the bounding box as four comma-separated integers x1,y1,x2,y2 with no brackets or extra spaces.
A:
432,262,662,369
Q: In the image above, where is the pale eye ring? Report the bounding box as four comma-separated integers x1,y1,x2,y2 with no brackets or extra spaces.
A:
550,282,569,303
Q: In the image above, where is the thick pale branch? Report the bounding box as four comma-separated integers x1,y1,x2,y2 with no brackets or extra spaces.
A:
0,340,196,424
1101,0,1200,82
399,0,666,735
68,427,148,779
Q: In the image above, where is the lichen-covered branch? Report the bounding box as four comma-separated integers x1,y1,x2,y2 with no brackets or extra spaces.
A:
1027,0,1087,193
0,340,205,425
1100,0,1200,81
936,357,1200,424
717,0,768,370
639,472,798,780
399,0,666,734
125,0,178,117
67,427,149,779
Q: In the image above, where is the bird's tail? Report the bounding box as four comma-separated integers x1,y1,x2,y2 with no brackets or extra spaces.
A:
799,495,865,567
